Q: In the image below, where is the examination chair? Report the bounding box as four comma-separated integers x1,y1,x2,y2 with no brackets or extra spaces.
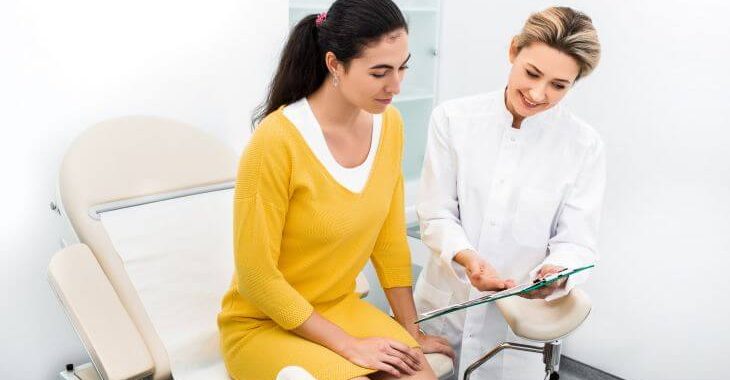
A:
48,116,453,380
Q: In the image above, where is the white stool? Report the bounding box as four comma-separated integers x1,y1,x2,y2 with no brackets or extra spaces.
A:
464,288,592,380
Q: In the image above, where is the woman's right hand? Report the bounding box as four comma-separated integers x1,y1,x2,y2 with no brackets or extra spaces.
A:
340,336,422,377
454,249,515,291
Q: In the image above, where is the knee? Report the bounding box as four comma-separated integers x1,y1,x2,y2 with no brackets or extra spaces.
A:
275,366,317,380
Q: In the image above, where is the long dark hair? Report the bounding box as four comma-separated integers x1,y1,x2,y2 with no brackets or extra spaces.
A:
252,0,408,127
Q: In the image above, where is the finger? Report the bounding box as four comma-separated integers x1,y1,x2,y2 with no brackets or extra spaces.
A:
438,341,456,359
483,277,507,291
538,266,560,279
434,336,450,346
425,339,455,359
520,291,537,299
375,362,401,378
389,341,421,366
387,347,420,371
381,354,415,375
547,279,565,291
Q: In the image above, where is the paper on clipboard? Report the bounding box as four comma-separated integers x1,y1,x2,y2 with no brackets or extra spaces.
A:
415,264,594,324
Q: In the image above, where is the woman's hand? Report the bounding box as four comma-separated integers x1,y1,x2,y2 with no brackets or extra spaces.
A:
520,264,567,299
415,331,455,360
454,250,516,291
340,336,422,377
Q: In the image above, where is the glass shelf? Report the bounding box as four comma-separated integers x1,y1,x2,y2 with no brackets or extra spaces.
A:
397,98,432,180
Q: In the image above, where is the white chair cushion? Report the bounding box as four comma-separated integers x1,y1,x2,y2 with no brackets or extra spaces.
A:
99,189,234,379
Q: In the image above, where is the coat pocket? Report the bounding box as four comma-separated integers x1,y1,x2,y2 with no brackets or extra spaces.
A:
512,188,559,248
413,277,453,335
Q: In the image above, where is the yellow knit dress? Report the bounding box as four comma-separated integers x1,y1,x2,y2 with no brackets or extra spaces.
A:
218,105,418,380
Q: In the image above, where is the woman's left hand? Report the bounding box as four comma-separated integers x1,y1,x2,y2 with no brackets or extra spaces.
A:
415,331,455,360
520,265,567,299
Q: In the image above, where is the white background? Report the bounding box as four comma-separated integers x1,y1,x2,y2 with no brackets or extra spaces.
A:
1,0,729,379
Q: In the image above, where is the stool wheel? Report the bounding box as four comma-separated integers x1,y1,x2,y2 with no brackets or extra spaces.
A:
549,372,559,380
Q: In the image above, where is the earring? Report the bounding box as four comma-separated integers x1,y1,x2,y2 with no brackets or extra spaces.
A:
332,75,339,87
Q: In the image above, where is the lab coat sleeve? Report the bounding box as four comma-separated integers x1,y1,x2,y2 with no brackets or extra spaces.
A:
530,138,606,301
417,105,475,282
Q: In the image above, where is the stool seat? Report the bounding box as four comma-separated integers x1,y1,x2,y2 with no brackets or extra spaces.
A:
496,288,592,342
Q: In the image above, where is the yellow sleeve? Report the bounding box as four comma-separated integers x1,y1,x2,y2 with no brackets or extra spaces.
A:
371,175,413,288
233,120,314,330
371,107,413,289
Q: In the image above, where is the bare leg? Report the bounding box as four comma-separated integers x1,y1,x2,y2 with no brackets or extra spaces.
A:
368,350,437,380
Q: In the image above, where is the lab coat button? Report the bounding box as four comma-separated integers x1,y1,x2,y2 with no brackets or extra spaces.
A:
510,136,516,142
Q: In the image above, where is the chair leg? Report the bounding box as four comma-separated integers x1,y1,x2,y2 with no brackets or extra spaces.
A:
463,342,543,380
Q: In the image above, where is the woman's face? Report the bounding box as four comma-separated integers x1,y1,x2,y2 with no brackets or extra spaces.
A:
505,41,581,119
330,28,410,114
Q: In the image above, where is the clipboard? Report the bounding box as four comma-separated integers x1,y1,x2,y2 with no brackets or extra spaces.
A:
415,264,595,324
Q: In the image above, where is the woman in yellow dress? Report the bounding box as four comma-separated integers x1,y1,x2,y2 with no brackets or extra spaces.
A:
218,1,454,378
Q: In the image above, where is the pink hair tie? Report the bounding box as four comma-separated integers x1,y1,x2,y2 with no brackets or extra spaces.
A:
315,12,328,27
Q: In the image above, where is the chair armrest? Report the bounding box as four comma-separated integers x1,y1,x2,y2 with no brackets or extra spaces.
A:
48,244,154,380
425,353,454,379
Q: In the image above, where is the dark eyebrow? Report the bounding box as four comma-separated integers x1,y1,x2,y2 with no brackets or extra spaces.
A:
369,53,412,70
527,63,572,84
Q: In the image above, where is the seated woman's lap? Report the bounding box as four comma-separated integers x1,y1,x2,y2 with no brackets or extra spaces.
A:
221,294,418,380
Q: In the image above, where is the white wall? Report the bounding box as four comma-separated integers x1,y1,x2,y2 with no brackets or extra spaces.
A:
0,1,287,378
438,1,730,379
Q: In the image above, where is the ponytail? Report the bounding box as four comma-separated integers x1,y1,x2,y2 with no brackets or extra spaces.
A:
252,0,408,127
252,15,327,126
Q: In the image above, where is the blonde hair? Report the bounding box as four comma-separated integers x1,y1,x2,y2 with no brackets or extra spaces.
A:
514,6,601,80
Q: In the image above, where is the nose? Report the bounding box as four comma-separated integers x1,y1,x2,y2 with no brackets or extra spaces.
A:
385,71,402,95
528,84,547,103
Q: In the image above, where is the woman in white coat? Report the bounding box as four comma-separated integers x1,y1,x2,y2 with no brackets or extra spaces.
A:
413,7,604,379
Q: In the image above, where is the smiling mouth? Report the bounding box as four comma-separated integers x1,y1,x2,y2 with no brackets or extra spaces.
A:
520,91,545,108
376,98,392,104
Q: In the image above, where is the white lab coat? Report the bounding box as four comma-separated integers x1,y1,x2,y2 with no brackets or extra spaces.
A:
413,90,605,379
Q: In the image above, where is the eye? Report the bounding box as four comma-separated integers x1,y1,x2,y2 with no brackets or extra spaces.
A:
370,71,387,78
526,69,539,78
552,83,566,90
399,65,409,71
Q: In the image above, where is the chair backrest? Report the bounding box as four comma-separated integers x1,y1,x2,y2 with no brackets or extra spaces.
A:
59,116,238,379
